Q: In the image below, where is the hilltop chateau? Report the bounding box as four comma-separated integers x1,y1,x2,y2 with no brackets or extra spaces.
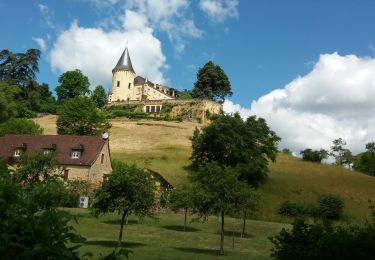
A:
107,47,222,123
108,47,176,103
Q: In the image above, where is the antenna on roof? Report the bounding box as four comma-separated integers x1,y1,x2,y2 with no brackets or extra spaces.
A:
102,132,109,140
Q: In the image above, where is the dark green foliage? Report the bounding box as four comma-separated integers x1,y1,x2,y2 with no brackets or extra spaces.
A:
56,69,91,100
317,194,344,220
57,96,111,135
270,210,375,260
91,161,156,248
169,186,195,232
192,61,232,102
0,48,40,88
0,82,21,122
330,138,354,167
278,201,306,217
278,194,344,220
0,152,85,259
189,162,257,254
91,85,107,108
300,148,328,163
0,118,43,136
353,142,375,176
191,114,280,186
107,110,148,119
176,89,193,100
281,148,292,155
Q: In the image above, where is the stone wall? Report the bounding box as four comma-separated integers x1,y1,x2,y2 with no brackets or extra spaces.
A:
107,99,222,124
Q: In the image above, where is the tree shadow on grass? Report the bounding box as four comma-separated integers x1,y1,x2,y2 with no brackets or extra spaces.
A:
161,225,200,232
216,230,254,238
102,219,139,225
85,240,144,248
173,247,219,256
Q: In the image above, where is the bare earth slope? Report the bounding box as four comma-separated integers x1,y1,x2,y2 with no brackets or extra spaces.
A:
34,115,375,222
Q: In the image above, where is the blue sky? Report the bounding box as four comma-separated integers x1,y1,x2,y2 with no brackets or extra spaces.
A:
2,0,375,152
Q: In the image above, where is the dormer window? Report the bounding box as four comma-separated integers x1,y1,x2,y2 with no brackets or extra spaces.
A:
43,149,52,155
14,149,22,157
72,150,81,159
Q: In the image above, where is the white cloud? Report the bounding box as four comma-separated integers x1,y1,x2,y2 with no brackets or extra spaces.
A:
32,37,47,52
38,4,57,30
199,0,238,23
224,53,375,154
50,19,166,88
126,0,202,53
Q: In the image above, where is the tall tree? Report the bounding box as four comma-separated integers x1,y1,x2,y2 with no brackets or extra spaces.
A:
191,114,280,186
353,141,375,176
91,85,107,108
192,61,232,102
0,152,85,259
57,96,111,135
169,185,195,232
330,138,353,167
91,162,156,248
300,148,328,163
190,162,249,255
0,82,20,122
0,48,41,88
55,69,90,100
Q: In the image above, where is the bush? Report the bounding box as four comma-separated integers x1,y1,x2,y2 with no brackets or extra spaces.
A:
278,201,306,217
0,118,43,136
108,110,148,119
278,194,345,220
270,216,375,260
300,148,328,163
317,194,344,220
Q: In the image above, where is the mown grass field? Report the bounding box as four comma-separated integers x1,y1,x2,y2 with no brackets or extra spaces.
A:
68,208,289,259
35,115,375,223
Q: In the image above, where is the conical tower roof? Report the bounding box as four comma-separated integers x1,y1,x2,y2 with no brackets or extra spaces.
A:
112,47,135,73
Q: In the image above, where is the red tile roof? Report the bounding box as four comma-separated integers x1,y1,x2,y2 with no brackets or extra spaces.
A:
0,135,108,166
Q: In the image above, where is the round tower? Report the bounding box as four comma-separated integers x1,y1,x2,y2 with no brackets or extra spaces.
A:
109,47,135,102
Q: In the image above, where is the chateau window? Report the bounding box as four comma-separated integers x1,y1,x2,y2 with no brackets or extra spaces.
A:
101,153,104,164
146,106,150,113
117,81,120,87
156,106,161,113
151,106,155,113
64,169,69,180
128,83,131,89
14,149,22,157
71,150,81,159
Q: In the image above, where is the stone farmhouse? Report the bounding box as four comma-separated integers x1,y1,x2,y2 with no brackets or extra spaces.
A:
0,135,112,187
107,47,222,123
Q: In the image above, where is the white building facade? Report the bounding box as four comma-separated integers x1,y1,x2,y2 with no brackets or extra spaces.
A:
108,47,176,103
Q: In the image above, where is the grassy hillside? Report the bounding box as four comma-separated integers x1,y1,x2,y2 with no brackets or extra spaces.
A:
68,208,288,260
34,115,375,223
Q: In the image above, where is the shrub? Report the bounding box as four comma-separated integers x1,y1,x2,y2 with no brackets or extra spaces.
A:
278,201,306,217
0,118,43,137
317,194,344,220
270,216,375,260
300,148,328,163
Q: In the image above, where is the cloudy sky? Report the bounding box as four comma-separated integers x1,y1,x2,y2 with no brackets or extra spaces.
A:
2,0,375,154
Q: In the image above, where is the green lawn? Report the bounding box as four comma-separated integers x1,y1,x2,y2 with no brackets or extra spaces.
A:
68,208,288,260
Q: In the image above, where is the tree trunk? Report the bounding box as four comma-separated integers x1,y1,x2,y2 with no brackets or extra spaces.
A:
117,210,127,248
184,207,187,232
241,211,247,238
220,210,225,255
125,212,129,225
